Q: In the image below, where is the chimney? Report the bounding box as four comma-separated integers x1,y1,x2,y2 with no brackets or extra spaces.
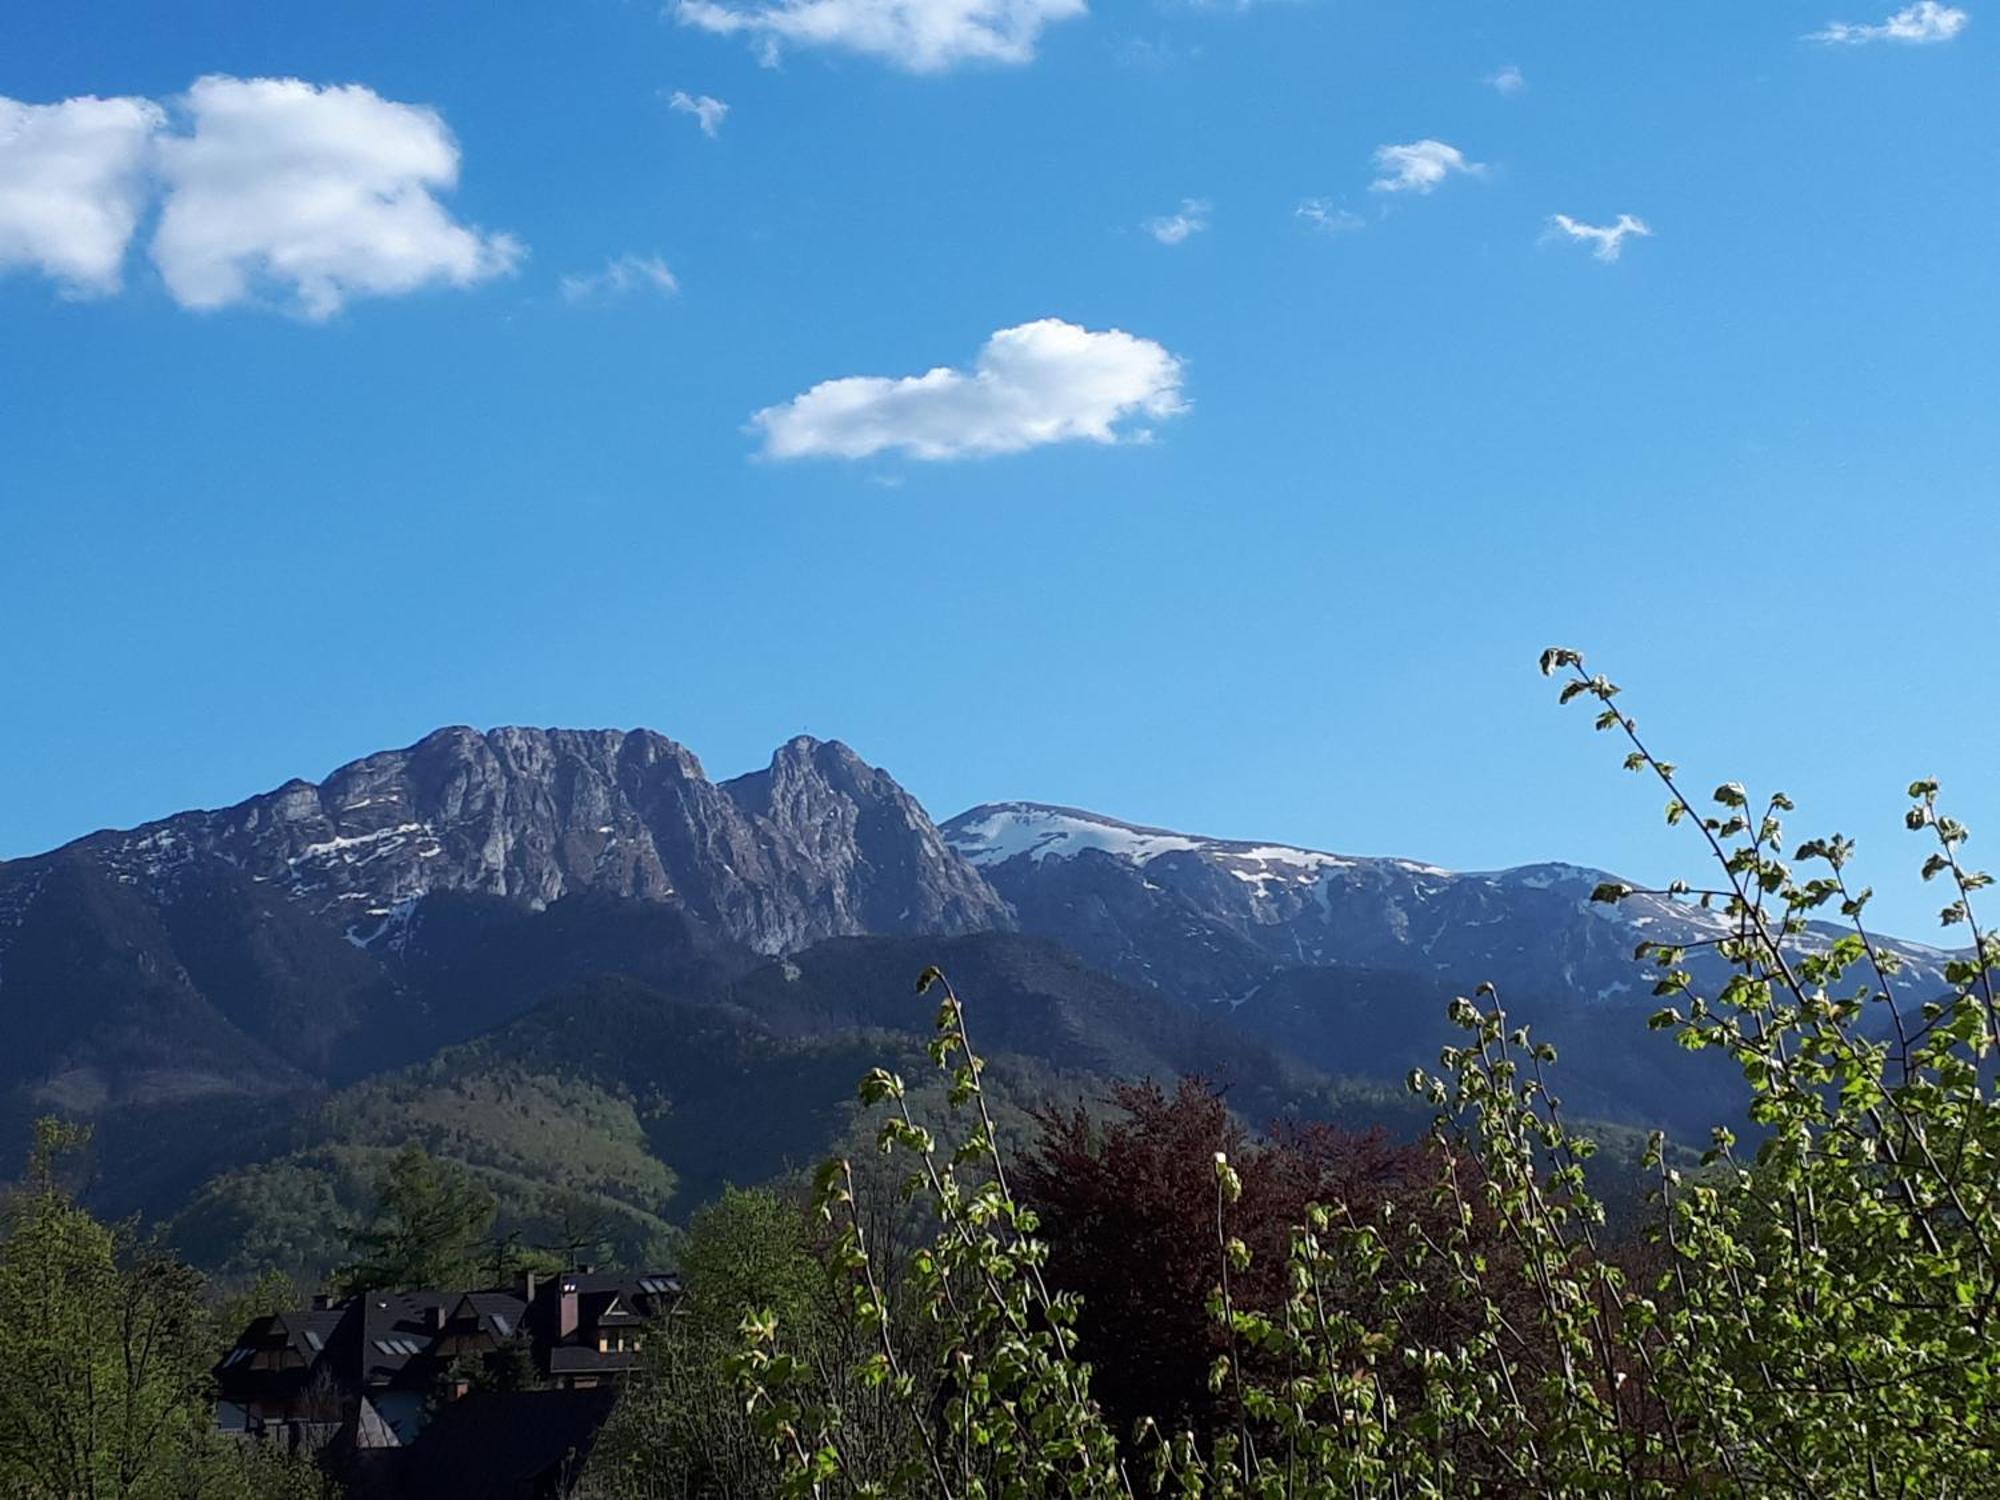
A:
522,1270,538,1304
558,1279,579,1341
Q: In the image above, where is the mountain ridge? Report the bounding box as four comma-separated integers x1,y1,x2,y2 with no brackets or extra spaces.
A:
0,726,1002,1119
940,798,1952,1006
0,726,1960,1199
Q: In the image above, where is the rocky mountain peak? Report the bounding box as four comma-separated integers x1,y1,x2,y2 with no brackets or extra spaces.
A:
15,725,1008,962
722,739,1008,945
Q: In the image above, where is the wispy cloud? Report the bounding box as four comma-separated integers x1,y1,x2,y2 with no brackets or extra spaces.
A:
1145,198,1209,246
1807,1,1968,42
1369,139,1484,195
559,253,680,304
1111,36,1190,71
668,91,729,138
1545,212,1652,262
750,318,1187,461
1486,64,1526,95
675,0,1087,74
1296,198,1363,234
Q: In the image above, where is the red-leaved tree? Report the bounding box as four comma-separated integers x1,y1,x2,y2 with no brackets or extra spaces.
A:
1016,1078,1449,1450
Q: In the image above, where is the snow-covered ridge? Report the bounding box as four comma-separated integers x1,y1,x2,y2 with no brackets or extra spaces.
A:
944,802,1958,1003
944,802,1437,881
946,804,1205,867
946,805,1690,904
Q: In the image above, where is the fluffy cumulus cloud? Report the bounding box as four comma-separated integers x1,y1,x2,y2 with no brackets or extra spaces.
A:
0,93,163,295
1145,198,1209,246
675,0,1087,73
1,77,522,317
668,91,729,138
1808,1,1968,42
1369,139,1483,195
150,76,521,319
751,318,1186,461
1546,212,1652,262
559,253,680,304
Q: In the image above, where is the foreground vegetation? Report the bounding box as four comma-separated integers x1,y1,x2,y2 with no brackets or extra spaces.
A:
0,1120,331,1498
597,649,2000,1497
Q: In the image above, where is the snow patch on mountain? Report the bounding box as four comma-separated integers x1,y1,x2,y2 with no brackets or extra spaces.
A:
948,803,1458,902
343,894,421,953
948,804,1204,867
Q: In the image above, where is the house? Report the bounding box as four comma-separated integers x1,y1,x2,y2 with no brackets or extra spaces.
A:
214,1269,680,1460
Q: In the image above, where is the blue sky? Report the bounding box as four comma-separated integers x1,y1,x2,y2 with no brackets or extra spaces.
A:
2,0,1994,938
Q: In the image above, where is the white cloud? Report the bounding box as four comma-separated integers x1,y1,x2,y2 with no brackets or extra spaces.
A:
668,91,730,138
1112,36,1185,70
751,317,1187,461
1145,198,1209,245
1486,64,1525,95
150,75,521,319
0,93,162,295
1296,198,1363,234
674,0,1088,73
1546,212,1652,262
559,253,680,304
1808,1,1968,42
1369,139,1483,195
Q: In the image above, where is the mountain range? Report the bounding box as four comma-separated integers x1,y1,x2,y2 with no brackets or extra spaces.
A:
0,724,1952,1276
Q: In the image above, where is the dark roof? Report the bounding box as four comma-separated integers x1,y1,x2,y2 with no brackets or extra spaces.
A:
392,1388,620,1500
458,1290,529,1336
213,1305,349,1399
214,1272,681,1408
582,1290,637,1325
553,1270,680,1301
359,1291,453,1388
547,1346,641,1376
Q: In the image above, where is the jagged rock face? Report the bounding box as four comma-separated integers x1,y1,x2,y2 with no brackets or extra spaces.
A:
721,737,1005,947
72,727,1009,957
0,728,1009,1108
